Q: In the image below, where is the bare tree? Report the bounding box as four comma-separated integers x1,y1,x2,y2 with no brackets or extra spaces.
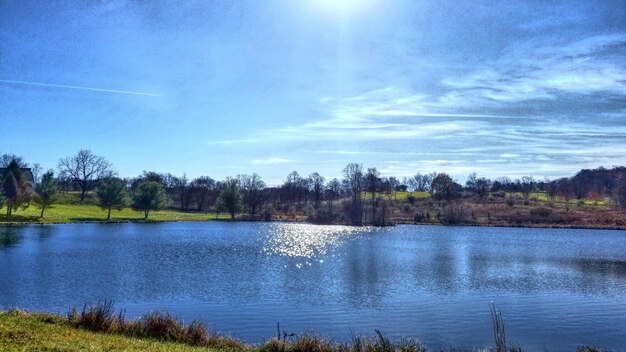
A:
364,168,381,224
325,178,341,213
545,178,558,202
403,176,417,192
283,171,302,204
0,154,27,168
467,173,491,200
414,172,433,192
31,163,43,185
557,178,573,210
189,176,216,211
239,173,266,218
342,163,364,226
58,150,114,202
466,173,478,190
520,176,535,198
612,176,626,209
388,176,399,199
309,172,325,209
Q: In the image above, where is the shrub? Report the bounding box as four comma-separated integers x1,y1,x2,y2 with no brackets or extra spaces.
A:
308,207,342,225
441,203,468,225
293,335,334,352
407,195,416,204
260,339,290,352
68,300,118,333
134,311,185,341
576,346,603,352
67,302,245,350
262,203,276,221
529,207,553,217
287,206,297,219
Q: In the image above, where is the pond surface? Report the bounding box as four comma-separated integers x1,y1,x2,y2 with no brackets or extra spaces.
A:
1,222,625,350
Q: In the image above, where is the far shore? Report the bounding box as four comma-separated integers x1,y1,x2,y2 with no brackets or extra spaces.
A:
2,212,625,231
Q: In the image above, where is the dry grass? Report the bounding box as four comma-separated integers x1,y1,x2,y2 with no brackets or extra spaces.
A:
67,301,245,350
0,304,614,352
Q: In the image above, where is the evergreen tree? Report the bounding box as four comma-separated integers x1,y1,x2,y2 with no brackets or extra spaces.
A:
97,177,130,220
2,160,32,216
132,181,168,219
34,171,59,218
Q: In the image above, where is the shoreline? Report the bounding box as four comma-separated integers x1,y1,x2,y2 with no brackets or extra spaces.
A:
0,307,611,352
1,216,624,231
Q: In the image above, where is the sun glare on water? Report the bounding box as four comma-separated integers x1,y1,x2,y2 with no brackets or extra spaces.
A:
263,223,371,260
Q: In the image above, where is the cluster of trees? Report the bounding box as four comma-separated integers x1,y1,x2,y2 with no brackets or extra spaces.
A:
0,151,168,219
2,149,626,223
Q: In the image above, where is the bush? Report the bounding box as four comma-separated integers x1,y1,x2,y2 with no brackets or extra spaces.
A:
68,300,118,333
413,213,424,223
67,301,245,350
406,195,416,204
262,203,276,221
529,207,553,217
287,205,297,219
441,203,468,225
307,208,341,225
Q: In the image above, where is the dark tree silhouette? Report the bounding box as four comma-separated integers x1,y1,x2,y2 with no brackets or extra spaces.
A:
58,150,114,202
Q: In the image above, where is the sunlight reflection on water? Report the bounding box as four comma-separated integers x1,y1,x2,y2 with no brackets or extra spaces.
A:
262,223,373,259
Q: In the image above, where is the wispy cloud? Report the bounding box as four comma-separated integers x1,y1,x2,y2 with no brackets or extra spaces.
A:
203,32,626,180
440,33,626,106
0,79,162,97
252,157,294,165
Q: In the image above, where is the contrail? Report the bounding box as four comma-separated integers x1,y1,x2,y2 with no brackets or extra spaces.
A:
0,79,162,97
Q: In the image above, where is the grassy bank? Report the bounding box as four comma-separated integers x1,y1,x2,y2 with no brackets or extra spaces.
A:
0,304,611,352
0,310,224,352
0,203,231,224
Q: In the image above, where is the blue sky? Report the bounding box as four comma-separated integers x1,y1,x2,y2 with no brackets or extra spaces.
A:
1,0,625,185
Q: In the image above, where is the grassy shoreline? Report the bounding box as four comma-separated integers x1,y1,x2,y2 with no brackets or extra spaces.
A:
0,310,223,352
0,203,232,225
0,306,610,352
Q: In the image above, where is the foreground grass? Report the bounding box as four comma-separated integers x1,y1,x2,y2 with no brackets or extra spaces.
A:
0,304,611,352
0,203,231,224
0,310,223,352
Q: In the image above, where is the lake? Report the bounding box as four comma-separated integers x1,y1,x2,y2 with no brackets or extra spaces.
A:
1,222,625,350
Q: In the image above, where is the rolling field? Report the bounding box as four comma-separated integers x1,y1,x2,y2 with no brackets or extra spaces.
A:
0,203,230,224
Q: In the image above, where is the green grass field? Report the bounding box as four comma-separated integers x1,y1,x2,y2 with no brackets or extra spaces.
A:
0,203,231,224
0,311,222,352
508,192,610,206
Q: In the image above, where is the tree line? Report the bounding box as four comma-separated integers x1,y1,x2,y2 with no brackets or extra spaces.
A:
1,150,625,224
